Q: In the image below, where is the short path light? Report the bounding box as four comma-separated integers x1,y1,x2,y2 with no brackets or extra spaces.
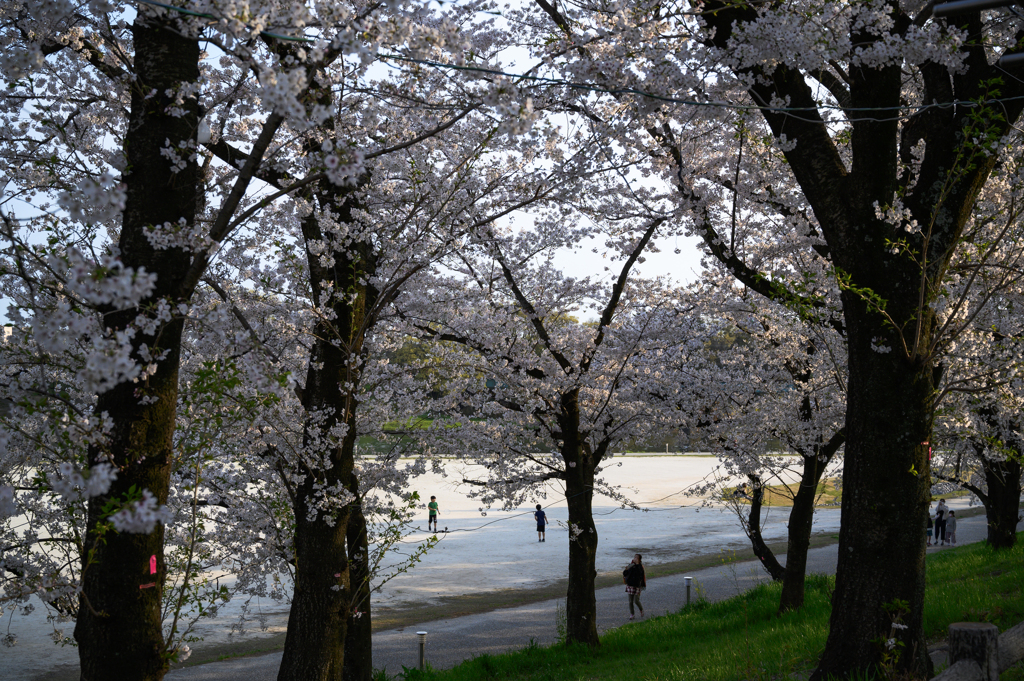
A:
417,631,428,671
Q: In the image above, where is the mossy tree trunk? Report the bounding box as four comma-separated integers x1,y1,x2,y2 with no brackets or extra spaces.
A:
74,12,199,681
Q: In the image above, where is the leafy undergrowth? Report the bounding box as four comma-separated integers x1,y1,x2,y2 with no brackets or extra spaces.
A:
396,533,1024,681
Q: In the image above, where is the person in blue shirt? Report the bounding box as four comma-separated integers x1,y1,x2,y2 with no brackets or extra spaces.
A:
534,504,548,542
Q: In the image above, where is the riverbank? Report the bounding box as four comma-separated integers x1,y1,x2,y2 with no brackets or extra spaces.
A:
171,504,995,671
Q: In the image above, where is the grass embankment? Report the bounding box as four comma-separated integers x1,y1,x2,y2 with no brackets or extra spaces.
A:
405,533,1024,681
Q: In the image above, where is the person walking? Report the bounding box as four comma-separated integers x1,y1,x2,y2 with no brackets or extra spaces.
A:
534,504,548,542
935,499,949,546
622,553,646,620
428,496,440,533
926,505,934,546
947,511,957,546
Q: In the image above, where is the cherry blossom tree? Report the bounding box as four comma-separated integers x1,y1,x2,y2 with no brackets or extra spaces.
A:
0,0,487,678
684,277,846,612
931,197,1024,549
512,0,1024,674
398,193,709,645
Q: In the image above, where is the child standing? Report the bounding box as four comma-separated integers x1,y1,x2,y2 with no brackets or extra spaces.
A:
534,504,548,542
428,496,439,532
947,511,957,546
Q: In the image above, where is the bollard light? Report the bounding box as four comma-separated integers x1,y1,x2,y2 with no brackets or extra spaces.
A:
684,576,692,606
417,631,428,671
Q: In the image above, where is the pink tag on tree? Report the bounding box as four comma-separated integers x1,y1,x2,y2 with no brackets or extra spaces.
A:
150,555,157,575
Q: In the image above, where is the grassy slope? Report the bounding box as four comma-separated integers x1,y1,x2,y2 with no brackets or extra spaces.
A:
408,533,1024,681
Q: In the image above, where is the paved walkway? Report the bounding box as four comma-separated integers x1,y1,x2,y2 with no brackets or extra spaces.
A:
166,513,1021,680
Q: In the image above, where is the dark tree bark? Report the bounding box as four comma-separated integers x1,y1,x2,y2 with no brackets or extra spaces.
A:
942,429,1024,550
74,12,199,681
981,455,1022,549
561,388,600,647
277,302,360,680
744,476,787,582
344,489,373,681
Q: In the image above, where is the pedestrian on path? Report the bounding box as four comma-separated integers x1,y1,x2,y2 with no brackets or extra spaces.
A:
428,496,440,532
947,511,957,546
927,505,934,546
534,504,548,542
936,499,949,545
623,553,646,620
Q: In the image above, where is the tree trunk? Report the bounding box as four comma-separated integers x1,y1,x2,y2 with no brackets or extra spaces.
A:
278,464,353,680
813,312,933,680
344,489,373,681
981,455,1022,550
778,453,828,613
74,12,199,681
561,389,600,647
277,331,360,681
564,460,599,646
744,477,786,582
279,184,372,679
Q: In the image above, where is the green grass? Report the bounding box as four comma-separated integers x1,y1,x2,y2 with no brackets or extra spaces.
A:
399,533,1024,681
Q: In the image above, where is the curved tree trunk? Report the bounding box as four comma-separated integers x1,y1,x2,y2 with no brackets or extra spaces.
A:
75,13,199,681
744,477,786,582
778,425,843,613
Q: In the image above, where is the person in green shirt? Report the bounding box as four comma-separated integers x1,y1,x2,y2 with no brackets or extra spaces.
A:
428,496,439,532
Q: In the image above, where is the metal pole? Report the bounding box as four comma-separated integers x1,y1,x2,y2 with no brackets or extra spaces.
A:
417,631,427,671
685,576,692,606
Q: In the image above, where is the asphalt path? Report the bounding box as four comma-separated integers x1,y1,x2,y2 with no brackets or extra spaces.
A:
165,513,1021,680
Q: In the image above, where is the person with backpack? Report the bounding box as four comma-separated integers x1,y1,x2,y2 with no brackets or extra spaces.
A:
622,553,647,620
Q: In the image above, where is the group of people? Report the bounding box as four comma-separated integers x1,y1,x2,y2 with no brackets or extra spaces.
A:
927,499,957,546
426,497,647,620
